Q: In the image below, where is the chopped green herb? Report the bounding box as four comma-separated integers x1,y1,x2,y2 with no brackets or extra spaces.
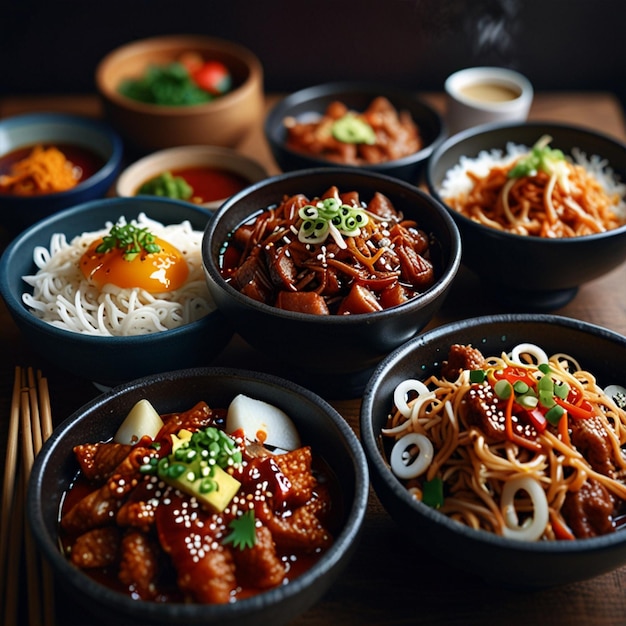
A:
223,510,257,550
508,135,566,179
95,223,161,261
144,426,243,512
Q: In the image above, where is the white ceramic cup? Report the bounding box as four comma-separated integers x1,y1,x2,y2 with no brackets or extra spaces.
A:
444,67,533,135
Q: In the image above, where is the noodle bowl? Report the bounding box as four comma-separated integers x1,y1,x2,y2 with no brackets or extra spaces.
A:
439,137,626,238
382,342,626,542
22,212,215,336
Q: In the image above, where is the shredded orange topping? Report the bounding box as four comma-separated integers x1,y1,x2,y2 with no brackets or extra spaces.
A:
0,145,81,195
444,161,623,238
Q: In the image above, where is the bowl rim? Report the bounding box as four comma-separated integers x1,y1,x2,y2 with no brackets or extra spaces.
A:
27,365,370,620
95,34,263,116
0,112,124,200
115,144,269,204
444,66,534,112
360,312,626,555
426,119,626,243
264,81,447,170
203,166,462,326
0,196,222,346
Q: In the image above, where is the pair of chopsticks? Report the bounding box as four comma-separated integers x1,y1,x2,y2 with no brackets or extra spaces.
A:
1,366,55,626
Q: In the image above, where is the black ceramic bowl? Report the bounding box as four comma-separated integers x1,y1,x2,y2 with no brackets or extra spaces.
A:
426,121,626,311
265,82,446,184
360,313,626,588
27,367,369,626
202,167,461,396
0,196,232,387
0,112,124,234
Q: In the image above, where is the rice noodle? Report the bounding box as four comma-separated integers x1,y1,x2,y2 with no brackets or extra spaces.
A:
22,213,215,336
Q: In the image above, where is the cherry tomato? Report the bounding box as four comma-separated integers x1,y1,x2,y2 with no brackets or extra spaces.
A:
192,61,232,96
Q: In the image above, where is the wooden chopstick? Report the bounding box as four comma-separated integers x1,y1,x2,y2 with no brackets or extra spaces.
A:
0,366,22,619
1,366,56,626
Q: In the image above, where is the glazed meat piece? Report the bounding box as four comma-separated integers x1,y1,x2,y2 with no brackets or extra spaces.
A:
260,499,333,551
70,527,120,568
464,382,538,443
73,441,132,483
118,530,160,600
156,491,236,604
116,477,163,530
62,445,157,534
441,344,487,380
569,415,615,477
561,479,615,537
233,524,285,589
276,290,330,314
272,446,317,508
230,249,273,304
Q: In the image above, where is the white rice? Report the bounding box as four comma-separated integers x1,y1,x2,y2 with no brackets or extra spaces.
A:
439,142,626,221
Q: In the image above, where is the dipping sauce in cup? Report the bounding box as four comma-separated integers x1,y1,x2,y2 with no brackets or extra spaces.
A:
445,67,533,135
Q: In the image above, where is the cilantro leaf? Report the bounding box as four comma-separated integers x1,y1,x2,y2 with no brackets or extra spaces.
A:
223,510,257,550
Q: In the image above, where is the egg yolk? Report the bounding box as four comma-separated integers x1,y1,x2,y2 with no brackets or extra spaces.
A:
80,236,189,293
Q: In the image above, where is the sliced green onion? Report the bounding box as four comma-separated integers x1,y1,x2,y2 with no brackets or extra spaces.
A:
469,369,486,383
494,379,512,399
513,380,530,394
422,476,444,509
545,404,566,426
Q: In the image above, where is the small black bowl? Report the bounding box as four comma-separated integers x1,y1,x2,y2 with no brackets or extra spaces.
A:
265,82,446,184
202,167,461,397
0,196,232,387
426,121,626,311
360,314,626,588
28,367,370,626
0,112,124,234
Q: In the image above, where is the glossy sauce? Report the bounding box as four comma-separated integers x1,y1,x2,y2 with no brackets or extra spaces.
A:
59,405,343,603
0,143,104,195
459,82,521,103
138,166,251,204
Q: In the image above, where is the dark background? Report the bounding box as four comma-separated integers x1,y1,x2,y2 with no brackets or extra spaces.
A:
1,0,625,109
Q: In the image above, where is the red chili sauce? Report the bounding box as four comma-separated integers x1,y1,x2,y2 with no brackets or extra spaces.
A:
0,143,104,195
59,402,342,604
140,166,251,204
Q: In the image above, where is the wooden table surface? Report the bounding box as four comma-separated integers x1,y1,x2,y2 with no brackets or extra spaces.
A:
1,92,626,626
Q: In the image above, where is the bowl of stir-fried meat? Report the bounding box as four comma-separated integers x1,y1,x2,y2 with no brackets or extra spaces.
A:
264,82,445,184
426,121,626,311
27,367,369,625
202,167,461,396
360,313,626,588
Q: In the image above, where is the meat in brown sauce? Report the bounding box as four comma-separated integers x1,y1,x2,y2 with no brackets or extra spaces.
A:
220,186,438,315
60,402,336,604
561,479,616,538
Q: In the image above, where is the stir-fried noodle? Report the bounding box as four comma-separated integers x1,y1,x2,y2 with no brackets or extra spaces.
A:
383,343,626,541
